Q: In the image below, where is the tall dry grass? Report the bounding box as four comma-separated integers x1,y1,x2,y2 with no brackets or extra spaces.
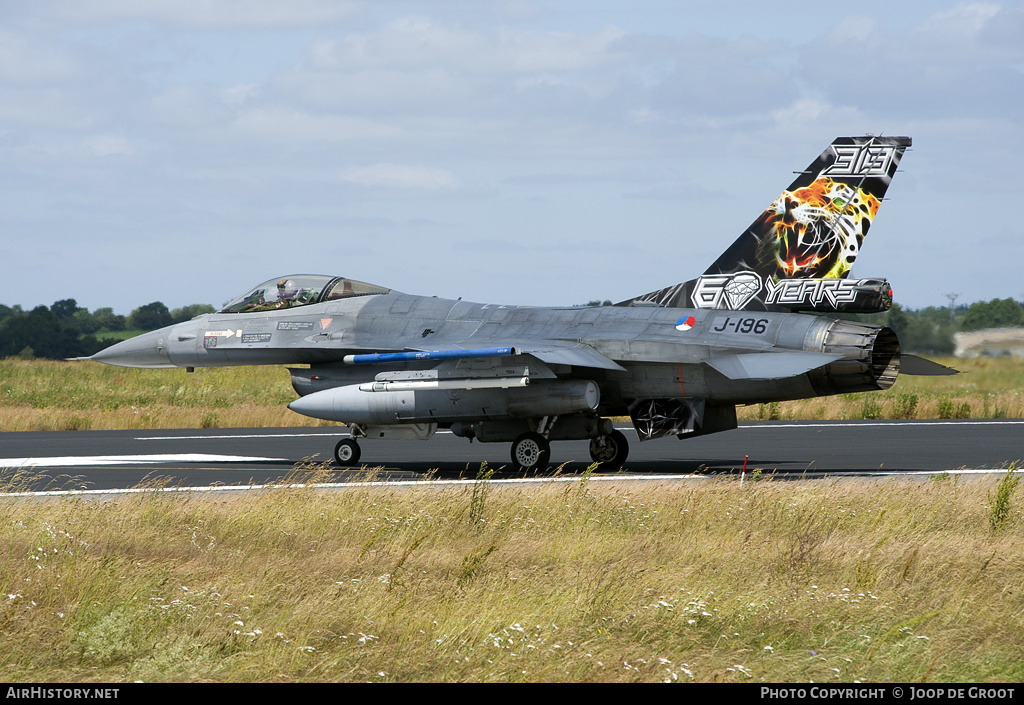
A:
0,359,334,431
739,356,1024,421
1,356,1022,431
1,468,1021,682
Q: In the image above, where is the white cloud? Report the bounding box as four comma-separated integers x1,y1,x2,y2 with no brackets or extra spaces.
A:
223,83,259,106
230,107,404,143
0,2,1022,311
307,17,627,74
771,98,829,124
0,29,84,83
150,84,228,129
83,134,133,157
22,0,361,29
916,2,1001,40
339,164,463,192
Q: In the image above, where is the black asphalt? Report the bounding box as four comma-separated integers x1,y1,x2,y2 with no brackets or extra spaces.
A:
2,419,1022,491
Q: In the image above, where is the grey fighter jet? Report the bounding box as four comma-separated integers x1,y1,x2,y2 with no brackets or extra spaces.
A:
87,136,955,471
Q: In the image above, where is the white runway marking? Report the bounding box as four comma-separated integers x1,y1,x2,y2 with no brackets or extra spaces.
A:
136,431,455,440
137,433,339,440
737,420,1024,429
1,454,286,468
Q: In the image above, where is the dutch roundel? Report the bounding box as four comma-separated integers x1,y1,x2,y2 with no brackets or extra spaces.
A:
675,315,696,331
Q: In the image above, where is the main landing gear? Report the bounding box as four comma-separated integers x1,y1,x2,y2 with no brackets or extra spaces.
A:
588,429,629,470
508,419,630,472
510,432,551,472
331,419,630,472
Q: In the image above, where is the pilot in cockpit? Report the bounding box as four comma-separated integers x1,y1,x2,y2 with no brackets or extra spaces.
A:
276,279,297,307
274,279,317,308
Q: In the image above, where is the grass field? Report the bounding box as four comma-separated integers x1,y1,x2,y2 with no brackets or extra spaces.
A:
1,356,1022,431
0,466,1020,682
2,359,1022,683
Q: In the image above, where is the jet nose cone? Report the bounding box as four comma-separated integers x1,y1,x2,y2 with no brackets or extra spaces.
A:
90,328,175,368
288,389,338,421
288,393,325,418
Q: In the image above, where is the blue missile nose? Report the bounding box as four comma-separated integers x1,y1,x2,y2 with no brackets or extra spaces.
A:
90,328,175,368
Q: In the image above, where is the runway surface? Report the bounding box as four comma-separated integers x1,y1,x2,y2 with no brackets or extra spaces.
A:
2,420,1022,492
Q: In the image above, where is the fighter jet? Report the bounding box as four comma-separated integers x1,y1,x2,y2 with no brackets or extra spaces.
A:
87,135,955,471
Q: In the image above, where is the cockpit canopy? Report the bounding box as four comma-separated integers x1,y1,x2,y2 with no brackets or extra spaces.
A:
218,275,391,313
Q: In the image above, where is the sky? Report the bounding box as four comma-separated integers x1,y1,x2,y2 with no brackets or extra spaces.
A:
1,1,1022,314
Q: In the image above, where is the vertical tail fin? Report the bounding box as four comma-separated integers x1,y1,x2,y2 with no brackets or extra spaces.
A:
620,135,911,312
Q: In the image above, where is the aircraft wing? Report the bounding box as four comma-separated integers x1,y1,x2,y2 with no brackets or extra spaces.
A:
705,351,844,380
513,342,627,372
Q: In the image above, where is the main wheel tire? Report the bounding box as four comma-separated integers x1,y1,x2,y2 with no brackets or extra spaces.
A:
334,438,361,466
588,429,629,469
510,432,551,472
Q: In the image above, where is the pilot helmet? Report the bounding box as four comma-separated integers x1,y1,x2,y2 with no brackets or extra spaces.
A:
277,278,298,299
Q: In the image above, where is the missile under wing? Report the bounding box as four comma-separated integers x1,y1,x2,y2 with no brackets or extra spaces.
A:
87,135,956,471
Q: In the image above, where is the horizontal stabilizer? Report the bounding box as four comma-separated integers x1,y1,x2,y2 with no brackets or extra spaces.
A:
706,351,844,380
900,354,959,376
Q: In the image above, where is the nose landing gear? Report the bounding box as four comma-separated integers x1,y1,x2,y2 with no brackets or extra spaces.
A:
334,438,361,466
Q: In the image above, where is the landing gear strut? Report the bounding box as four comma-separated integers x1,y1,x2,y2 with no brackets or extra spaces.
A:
588,429,629,469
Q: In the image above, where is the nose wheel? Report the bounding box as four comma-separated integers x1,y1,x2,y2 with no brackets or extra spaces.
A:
511,432,551,472
588,429,629,469
334,438,361,466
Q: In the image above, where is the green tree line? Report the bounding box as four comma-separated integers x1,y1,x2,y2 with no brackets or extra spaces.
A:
4,296,1023,361
0,300,214,360
836,297,1024,355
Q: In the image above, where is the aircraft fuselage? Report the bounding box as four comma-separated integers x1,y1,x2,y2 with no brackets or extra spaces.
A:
95,289,895,417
